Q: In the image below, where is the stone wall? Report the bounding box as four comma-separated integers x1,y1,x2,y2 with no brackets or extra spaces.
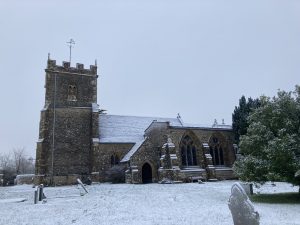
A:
127,140,160,183
215,168,237,180
168,128,235,168
34,174,79,186
15,174,35,185
92,143,134,182
126,126,236,184
53,108,92,175
168,129,206,169
36,107,93,176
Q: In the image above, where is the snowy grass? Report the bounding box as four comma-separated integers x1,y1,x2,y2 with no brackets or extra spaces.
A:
0,181,299,225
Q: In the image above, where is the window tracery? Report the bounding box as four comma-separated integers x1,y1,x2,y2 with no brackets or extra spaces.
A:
209,136,225,166
180,135,197,166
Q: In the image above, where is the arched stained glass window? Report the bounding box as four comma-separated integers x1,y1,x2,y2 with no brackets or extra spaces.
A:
180,135,197,166
209,137,225,166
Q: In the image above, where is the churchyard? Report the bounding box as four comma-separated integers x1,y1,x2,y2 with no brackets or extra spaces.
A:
0,180,299,225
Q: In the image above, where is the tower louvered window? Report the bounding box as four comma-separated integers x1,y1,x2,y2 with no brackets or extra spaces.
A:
68,84,77,101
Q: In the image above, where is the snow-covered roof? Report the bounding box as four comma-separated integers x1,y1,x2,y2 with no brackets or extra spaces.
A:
99,114,232,162
178,123,232,129
120,140,145,162
99,114,182,143
170,121,232,130
212,124,232,129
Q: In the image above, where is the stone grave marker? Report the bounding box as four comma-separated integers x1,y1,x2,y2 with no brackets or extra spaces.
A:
228,182,259,225
77,178,88,194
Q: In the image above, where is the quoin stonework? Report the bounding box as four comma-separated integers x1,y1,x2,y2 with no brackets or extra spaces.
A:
35,57,237,185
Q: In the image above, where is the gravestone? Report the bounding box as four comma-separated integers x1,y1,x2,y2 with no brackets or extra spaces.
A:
77,178,88,194
34,184,46,204
38,184,44,201
228,182,259,225
240,182,253,196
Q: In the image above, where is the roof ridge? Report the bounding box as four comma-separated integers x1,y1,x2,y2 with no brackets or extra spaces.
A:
100,114,178,120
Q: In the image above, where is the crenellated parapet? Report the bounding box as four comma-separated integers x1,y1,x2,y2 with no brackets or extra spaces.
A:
43,57,98,107
46,59,97,76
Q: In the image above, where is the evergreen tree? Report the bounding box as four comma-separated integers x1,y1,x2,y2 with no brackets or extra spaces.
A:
234,86,300,192
232,96,260,143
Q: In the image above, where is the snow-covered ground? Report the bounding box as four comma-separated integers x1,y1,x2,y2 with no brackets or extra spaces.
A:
0,181,299,225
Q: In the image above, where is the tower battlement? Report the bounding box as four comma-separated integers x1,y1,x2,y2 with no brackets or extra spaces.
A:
46,59,97,76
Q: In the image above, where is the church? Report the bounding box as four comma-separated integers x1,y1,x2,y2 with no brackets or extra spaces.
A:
35,57,237,185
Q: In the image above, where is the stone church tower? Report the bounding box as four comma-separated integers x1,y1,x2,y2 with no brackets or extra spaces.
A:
35,57,99,185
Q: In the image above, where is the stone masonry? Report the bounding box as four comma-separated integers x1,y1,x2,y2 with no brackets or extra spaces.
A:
35,58,237,185
35,58,98,185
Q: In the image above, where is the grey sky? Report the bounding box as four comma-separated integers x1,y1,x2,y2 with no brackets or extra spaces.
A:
0,0,300,157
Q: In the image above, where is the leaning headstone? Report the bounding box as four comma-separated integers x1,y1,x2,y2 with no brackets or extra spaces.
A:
228,182,259,225
77,178,88,194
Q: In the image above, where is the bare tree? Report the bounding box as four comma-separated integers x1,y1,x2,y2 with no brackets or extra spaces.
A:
0,152,15,186
0,148,35,186
0,152,13,170
13,147,35,174
13,147,25,175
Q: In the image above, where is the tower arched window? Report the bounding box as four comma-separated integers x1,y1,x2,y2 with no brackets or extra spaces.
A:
209,137,224,166
180,135,197,166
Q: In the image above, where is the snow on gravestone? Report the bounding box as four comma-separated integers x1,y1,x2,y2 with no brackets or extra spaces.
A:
77,178,88,194
228,182,259,225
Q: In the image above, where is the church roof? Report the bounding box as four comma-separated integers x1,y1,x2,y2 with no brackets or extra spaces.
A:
175,122,232,129
99,114,232,162
99,114,182,143
120,140,145,162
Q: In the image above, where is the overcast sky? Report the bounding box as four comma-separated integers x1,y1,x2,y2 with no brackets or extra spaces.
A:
0,0,300,157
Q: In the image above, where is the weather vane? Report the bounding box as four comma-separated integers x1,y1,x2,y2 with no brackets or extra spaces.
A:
66,38,75,64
